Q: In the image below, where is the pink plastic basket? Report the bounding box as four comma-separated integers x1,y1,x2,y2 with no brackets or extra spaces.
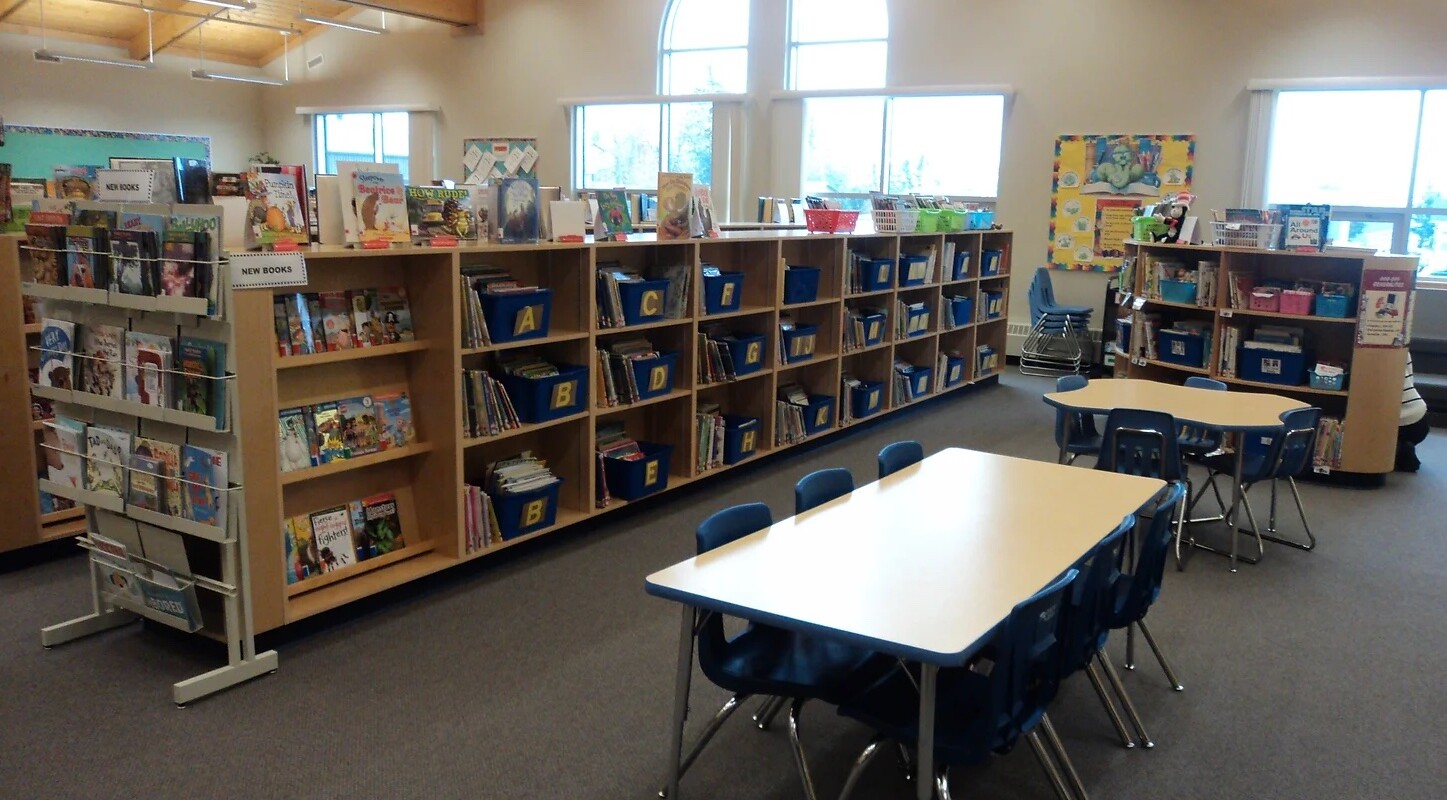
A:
1249,288,1281,312
803,209,860,234
1279,289,1313,316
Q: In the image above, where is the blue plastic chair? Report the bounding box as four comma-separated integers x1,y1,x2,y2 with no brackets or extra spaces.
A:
835,569,1084,800
666,503,892,798
1022,268,1093,377
1178,376,1227,456
1053,375,1103,465
1095,408,1186,482
795,467,855,514
1191,407,1322,564
878,441,924,479
1058,515,1140,749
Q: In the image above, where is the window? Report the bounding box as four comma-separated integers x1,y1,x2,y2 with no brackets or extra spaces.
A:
573,102,714,190
789,0,888,90
802,94,1004,200
1265,89,1447,278
314,111,410,180
660,0,749,94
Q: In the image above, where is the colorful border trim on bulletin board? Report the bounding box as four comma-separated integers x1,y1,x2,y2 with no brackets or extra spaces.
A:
1048,134,1195,273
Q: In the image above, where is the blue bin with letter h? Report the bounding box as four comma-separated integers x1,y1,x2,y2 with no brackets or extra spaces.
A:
723,416,760,464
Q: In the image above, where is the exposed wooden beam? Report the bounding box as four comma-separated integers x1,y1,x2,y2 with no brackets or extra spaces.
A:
334,0,476,27
130,1,214,60
0,0,31,24
451,0,485,37
0,21,131,52
256,7,366,66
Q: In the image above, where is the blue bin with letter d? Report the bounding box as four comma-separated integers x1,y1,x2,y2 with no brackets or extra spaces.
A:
628,352,679,400
603,442,673,501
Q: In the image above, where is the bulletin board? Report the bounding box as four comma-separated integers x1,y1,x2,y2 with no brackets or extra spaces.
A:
0,124,210,180
1048,134,1195,273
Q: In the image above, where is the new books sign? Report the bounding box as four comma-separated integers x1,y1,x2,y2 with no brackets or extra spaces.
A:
230,252,307,290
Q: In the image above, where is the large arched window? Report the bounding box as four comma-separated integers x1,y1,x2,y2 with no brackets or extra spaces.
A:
660,0,750,94
789,0,888,90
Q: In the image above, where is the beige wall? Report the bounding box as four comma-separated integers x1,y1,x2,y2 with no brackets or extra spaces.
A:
0,33,265,170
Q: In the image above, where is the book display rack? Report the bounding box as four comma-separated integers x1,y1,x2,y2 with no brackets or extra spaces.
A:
3,205,278,705
1115,239,1417,476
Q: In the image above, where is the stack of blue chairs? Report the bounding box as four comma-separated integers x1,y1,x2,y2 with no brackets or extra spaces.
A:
1021,268,1094,377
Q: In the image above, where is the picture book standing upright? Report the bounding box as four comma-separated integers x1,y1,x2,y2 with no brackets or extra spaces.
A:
656,172,692,240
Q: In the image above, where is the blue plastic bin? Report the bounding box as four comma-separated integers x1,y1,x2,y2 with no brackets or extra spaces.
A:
903,304,930,337
493,480,563,540
702,272,744,315
499,364,589,422
618,279,671,325
981,249,1003,276
968,210,995,230
1315,294,1352,318
479,288,552,343
951,251,971,281
860,312,887,347
1157,329,1208,368
1239,345,1306,385
948,296,974,328
898,255,930,287
1159,279,1198,304
943,356,966,387
909,367,933,398
982,291,1004,319
719,333,767,375
783,266,822,305
723,416,760,464
602,442,673,501
859,258,894,292
1309,366,1347,391
628,352,678,400
850,382,884,419
781,323,819,363
802,395,835,435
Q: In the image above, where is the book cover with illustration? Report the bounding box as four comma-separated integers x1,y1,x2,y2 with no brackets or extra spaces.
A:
160,230,198,299
38,318,75,389
277,408,313,472
285,293,313,355
351,289,383,347
311,401,348,463
352,170,410,245
498,177,540,244
43,417,87,488
124,331,172,407
374,390,414,449
134,436,183,517
361,492,405,555
337,395,382,457
128,453,164,512
84,425,131,500
405,186,478,243
595,190,633,240
318,291,355,351
178,336,227,428
109,229,150,296
691,184,720,238
244,170,306,249
78,322,124,399
309,506,357,573
286,514,323,583
656,172,693,240
373,286,415,343
306,295,327,353
181,444,227,529
64,225,105,289
337,161,399,244
24,223,66,285
169,207,223,314
52,165,99,200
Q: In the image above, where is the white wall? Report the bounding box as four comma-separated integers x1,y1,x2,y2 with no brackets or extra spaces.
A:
0,32,265,170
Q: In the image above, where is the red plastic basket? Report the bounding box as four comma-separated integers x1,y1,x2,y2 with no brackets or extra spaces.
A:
803,208,860,234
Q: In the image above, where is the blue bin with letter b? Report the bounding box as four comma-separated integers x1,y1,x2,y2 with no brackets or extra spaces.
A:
494,480,563,540
499,364,588,422
603,442,673,501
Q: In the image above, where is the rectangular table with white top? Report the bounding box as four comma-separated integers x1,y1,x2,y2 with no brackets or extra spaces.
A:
645,447,1165,800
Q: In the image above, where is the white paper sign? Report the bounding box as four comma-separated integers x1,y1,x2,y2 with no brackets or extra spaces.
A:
230,252,308,289
463,144,485,173
502,147,525,176
519,144,539,174
94,169,155,203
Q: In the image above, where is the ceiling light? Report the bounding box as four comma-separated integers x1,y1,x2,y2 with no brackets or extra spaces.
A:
187,0,256,9
191,68,287,86
34,48,154,69
299,15,385,34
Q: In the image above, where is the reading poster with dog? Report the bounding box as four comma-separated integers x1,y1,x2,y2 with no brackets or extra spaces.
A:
1049,134,1195,273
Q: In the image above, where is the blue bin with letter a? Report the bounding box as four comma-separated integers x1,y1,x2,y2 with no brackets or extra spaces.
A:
499,364,588,422
480,288,553,343
802,395,836,435
851,381,884,419
603,442,673,501
723,415,760,464
628,352,678,400
703,272,744,315
494,480,563,540
720,334,767,376
619,279,671,325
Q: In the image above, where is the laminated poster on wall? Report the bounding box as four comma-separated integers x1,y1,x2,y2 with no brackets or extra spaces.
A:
1356,269,1414,349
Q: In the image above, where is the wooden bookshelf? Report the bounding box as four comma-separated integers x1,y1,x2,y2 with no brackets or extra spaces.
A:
1120,240,1417,475
234,230,1010,631
0,236,49,554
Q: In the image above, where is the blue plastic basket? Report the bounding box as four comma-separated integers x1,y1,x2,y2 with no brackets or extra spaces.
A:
898,255,930,287
948,296,973,328
950,251,971,281
850,382,884,419
980,249,1003,276
1315,293,1352,318
493,480,562,540
942,356,966,387
909,367,933,398
602,442,673,501
723,415,760,464
783,267,822,305
1239,346,1306,386
860,312,887,347
1159,279,1198,304
702,272,744,315
781,323,819,363
903,304,930,337
498,364,589,422
618,279,670,325
802,395,835,435
719,333,767,375
479,288,552,343
859,258,894,292
628,352,678,400
1157,329,1207,368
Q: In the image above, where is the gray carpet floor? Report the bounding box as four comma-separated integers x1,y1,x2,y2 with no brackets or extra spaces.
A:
3,372,1444,800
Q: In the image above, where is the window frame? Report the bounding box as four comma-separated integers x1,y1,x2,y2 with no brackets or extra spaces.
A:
786,0,890,91
312,110,411,181
658,0,750,95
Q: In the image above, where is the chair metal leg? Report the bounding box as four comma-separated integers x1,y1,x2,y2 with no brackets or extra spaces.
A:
1180,478,1263,568
786,699,819,800
1097,650,1153,748
1125,624,1136,670
755,695,786,730
836,735,885,800
658,692,751,798
1239,491,1267,562
936,768,953,800
1026,729,1075,800
894,742,915,783
1137,618,1183,691
1086,661,1136,748
1041,713,1090,800
1248,477,1318,551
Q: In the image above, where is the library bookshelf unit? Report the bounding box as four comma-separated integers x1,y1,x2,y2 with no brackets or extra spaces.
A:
234,229,1011,632
1116,239,1417,477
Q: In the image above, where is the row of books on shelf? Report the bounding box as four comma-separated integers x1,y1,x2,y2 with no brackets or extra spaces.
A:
35,319,228,428
463,369,521,438
583,174,720,240
272,287,415,357
1139,256,1220,308
4,159,216,222
896,300,930,338
22,202,223,315
1130,314,1213,365
285,492,405,584
1216,325,1305,381
41,418,227,528
696,403,727,473
276,392,414,473
597,337,672,405
774,382,826,446
698,330,749,383
464,484,501,553
460,267,546,348
843,306,887,351
1315,417,1344,469
595,262,691,328
595,424,646,507
941,294,974,328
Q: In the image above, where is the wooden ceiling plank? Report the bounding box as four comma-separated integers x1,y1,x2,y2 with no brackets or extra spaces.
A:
130,1,211,60
329,0,476,27
0,0,32,25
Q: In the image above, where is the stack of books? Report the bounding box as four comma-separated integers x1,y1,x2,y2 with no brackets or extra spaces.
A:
1314,416,1345,469
284,491,403,582
597,336,663,406
774,382,811,446
697,329,739,384
595,423,643,507
695,401,725,473
273,286,414,356
463,483,500,553
462,369,520,438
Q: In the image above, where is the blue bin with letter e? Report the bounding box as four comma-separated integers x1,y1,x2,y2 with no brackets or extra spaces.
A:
604,442,674,501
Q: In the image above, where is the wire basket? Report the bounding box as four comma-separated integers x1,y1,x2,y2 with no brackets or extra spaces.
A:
1211,221,1281,249
803,208,861,234
873,208,920,234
